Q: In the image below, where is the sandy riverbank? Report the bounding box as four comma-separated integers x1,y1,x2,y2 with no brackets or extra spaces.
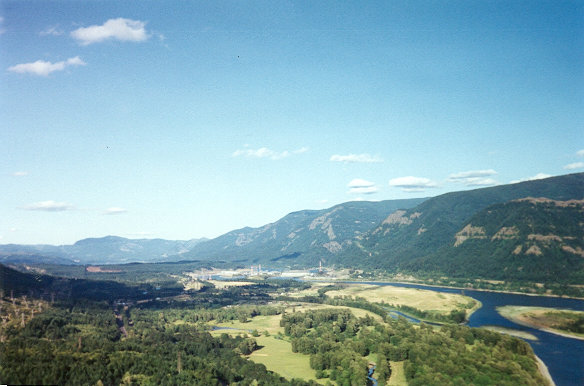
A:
535,354,556,386
305,276,583,300
497,306,584,341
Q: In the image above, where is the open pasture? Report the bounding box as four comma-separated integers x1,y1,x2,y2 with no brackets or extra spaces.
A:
325,283,477,315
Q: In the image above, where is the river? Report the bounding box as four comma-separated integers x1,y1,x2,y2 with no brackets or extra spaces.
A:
349,281,584,386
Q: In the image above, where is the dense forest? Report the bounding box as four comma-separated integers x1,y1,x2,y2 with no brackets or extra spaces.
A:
282,308,546,385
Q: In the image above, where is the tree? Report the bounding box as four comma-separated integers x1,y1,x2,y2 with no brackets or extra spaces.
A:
375,354,390,386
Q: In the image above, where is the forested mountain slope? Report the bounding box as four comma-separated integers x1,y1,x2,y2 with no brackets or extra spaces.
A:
183,198,426,266
409,197,584,281
344,173,584,282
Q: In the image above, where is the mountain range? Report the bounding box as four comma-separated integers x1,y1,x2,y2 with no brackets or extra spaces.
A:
342,172,584,282
1,172,583,283
180,198,427,266
0,236,206,265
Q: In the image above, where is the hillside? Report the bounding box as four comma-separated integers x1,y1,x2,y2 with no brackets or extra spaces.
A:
345,173,584,282
2,174,582,284
0,236,207,265
183,198,426,266
412,197,584,282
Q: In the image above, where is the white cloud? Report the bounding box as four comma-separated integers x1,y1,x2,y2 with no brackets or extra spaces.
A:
22,200,74,212
232,145,307,160
71,18,149,45
448,170,499,187
348,178,375,188
12,171,28,177
462,178,499,186
510,173,552,184
389,176,438,192
347,178,378,194
8,56,86,76
349,186,379,194
104,207,128,215
330,153,383,163
448,169,497,180
577,149,584,157
294,147,309,154
564,162,584,170
40,25,64,36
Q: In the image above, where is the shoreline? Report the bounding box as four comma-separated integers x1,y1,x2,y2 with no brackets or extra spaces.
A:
497,307,584,342
319,278,584,300
535,354,556,386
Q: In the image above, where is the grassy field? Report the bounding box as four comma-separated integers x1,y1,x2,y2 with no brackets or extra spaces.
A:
248,335,325,383
207,302,386,383
210,302,383,334
211,314,283,335
325,283,478,315
387,361,407,385
208,330,323,382
497,305,584,340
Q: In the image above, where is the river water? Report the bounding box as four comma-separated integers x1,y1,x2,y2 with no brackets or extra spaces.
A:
350,281,584,386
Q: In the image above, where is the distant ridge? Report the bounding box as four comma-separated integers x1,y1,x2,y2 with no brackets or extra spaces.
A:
0,237,207,265
180,198,427,266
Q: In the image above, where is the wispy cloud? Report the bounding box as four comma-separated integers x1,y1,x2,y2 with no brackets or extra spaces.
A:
12,171,28,177
347,178,378,194
448,169,498,186
104,207,128,215
40,25,64,36
8,56,86,76
294,147,309,154
330,153,383,163
577,149,584,157
21,200,74,212
389,176,438,192
510,173,552,184
232,145,307,160
564,162,584,170
71,18,149,45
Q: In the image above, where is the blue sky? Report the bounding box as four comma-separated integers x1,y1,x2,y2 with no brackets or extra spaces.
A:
1,1,583,245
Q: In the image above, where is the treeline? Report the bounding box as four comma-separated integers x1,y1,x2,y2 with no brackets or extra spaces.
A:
281,308,549,386
392,304,467,324
282,309,371,385
131,304,283,327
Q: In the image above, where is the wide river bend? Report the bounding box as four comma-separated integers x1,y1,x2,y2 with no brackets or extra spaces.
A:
344,281,584,386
